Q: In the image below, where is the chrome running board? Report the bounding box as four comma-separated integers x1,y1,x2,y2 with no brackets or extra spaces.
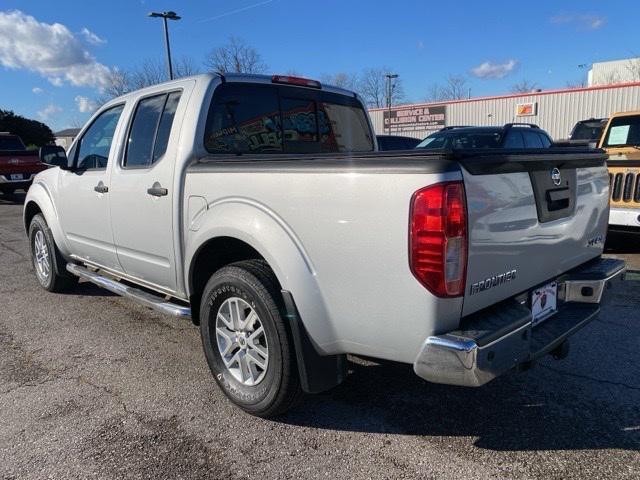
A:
66,263,191,318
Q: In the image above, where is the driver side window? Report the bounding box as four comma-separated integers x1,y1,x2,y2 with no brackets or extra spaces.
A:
75,105,124,170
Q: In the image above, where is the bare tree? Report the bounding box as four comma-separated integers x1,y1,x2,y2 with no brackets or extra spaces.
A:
205,36,267,74
358,67,405,108
96,56,202,105
566,77,587,88
174,56,200,77
626,57,640,81
129,59,166,90
129,56,201,90
320,72,359,91
425,75,468,101
104,70,130,98
510,79,538,93
95,70,130,106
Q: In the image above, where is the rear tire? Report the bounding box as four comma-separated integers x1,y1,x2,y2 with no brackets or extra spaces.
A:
199,260,302,417
28,214,78,292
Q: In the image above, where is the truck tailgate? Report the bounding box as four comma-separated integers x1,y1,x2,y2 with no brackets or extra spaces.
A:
0,150,46,176
458,150,610,316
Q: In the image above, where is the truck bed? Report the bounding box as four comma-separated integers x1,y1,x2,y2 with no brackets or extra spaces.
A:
186,147,609,363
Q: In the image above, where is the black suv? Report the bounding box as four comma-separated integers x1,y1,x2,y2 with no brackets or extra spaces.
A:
415,123,554,150
376,134,422,151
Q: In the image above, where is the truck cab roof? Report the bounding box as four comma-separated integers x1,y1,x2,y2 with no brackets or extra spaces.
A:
104,73,358,106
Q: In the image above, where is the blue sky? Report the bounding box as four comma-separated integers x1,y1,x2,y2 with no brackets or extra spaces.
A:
0,0,637,131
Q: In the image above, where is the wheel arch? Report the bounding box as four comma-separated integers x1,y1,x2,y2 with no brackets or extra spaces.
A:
188,236,266,323
184,200,337,353
23,183,70,257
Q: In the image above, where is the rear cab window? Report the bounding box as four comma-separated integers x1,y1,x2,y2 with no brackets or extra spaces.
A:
522,130,544,148
503,131,524,148
571,121,605,141
203,82,373,155
0,136,26,150
416,134,448,149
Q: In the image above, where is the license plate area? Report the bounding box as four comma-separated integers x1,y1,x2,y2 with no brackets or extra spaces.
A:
9,174,24,181
531,281,558,326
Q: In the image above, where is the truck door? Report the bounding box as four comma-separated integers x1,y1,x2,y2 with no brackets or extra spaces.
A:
57,104,125,271
109,90,183,293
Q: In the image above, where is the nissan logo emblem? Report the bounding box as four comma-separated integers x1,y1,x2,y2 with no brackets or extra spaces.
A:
551,168,561,186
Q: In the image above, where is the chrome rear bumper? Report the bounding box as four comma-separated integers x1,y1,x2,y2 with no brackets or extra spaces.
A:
414,257,626,387
0,173,36,184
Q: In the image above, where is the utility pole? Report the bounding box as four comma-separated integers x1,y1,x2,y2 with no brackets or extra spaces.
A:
148,11,181,80
385,73,398,135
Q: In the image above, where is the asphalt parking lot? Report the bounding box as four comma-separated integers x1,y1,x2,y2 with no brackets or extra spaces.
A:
0,192,639,480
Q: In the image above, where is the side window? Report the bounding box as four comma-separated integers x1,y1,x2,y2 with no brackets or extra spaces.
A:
503,131,524,148
204,83,282,154
124,91,182,168
153,91,182,163
75,105,124,170
522,130,544,148
538,133,552,148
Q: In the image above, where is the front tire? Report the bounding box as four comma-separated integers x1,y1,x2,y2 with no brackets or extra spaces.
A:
199,260,301,417
28,214,78,292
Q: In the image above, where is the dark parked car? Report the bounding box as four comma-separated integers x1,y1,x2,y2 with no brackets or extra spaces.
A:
415,123,554,150
568,117,608,144
376,135,421,151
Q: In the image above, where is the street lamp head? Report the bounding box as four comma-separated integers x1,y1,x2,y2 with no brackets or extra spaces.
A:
386,73,399,79
148,11,181,20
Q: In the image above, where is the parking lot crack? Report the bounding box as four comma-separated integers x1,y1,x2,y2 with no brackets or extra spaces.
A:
0,239,27,259
0,375,59,396
539,364,640,391
73,375,131,414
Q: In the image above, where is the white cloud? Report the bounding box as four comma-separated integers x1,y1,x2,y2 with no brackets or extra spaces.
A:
0,10,112,89
75,95,98,113
550,14,606,30
32,87,44,94
471,60,518,79
37,104,63,121
80,27,106,45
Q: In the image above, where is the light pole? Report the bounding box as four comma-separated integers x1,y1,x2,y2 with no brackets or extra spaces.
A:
385,73,398,135
148,11,181,80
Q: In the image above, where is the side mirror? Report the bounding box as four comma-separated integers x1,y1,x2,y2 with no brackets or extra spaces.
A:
39,145,71,170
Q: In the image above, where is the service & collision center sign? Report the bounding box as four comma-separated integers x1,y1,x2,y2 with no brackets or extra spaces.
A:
383,105,446,133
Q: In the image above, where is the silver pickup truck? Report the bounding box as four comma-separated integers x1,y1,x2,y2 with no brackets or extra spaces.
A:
25,74,625,417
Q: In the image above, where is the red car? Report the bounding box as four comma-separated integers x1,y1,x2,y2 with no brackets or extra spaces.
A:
0,133,48,195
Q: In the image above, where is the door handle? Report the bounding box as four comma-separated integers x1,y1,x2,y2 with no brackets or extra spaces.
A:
94,181,108,193
147,182,168,197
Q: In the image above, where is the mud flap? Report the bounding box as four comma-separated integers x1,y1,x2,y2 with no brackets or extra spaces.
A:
281,290,347,394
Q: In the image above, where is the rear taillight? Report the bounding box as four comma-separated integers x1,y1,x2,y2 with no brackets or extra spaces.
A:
409,182,467,297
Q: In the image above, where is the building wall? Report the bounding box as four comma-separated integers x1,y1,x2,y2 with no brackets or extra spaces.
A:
368,83,640,140
54,136,75,149
589,58,640,86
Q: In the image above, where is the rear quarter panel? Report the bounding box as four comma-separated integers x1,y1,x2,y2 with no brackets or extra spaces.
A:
184,165,463,364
